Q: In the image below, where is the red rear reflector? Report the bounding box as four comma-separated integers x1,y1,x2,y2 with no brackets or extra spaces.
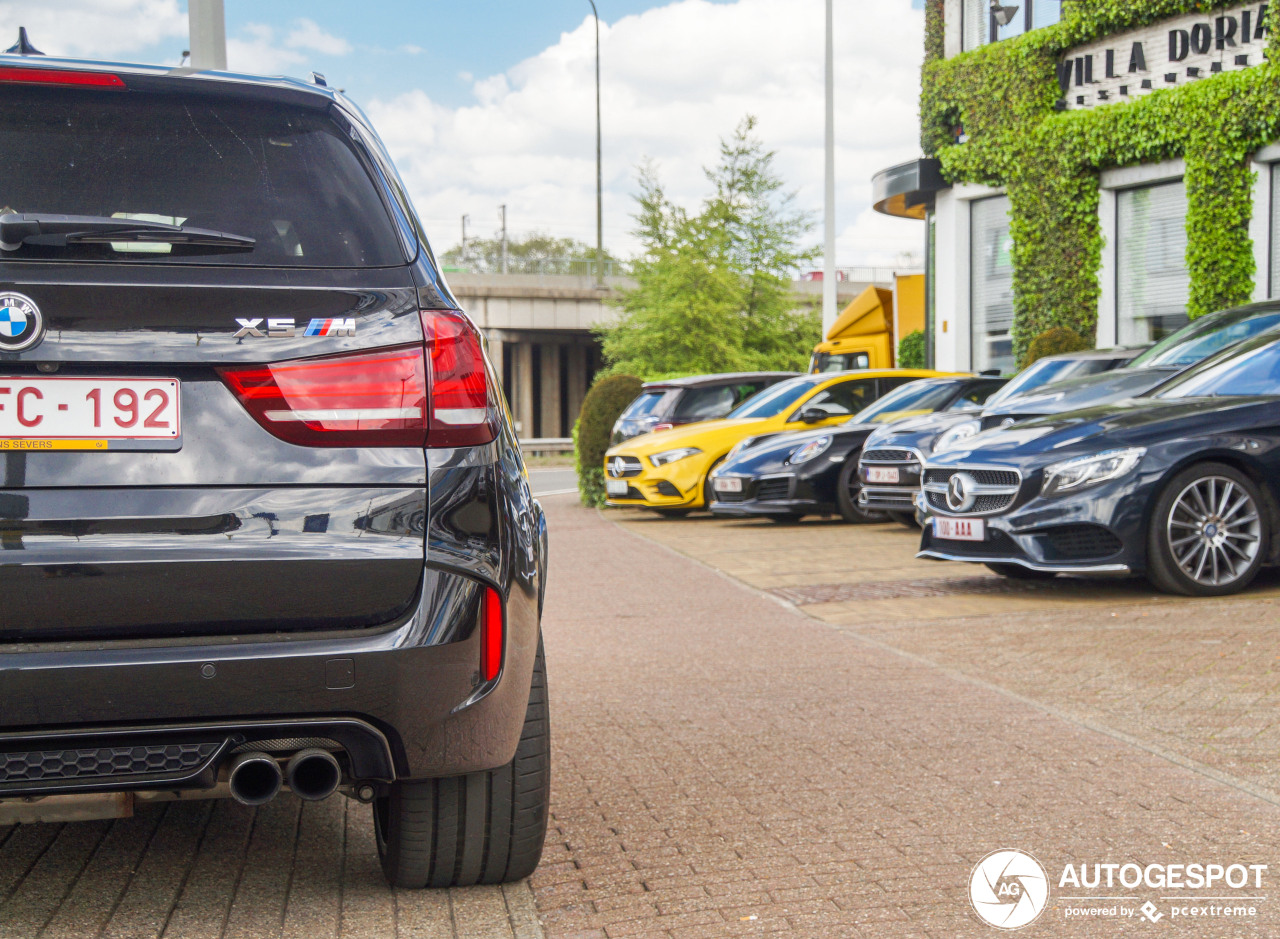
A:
422,310,496,448
481,586,504,682
0,67,126,88
219,345,427,447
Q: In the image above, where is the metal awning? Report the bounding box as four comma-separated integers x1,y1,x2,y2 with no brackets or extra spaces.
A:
871,158,947,220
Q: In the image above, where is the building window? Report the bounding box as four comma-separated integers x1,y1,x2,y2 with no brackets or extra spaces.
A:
970,195,1015,374
1270,163,1280,298
1117,181,1190,345
963,0,1061,52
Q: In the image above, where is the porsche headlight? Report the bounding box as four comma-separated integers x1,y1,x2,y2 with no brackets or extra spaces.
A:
789,436,832,465
934,419,980,453
650,447,702,467
1041,447,1145,497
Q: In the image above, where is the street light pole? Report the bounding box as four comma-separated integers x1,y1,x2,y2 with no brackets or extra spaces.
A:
588,1,605,287
822,0,837,336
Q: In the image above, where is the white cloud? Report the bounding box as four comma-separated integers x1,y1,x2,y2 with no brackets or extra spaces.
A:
226,22,305,74
285,18,351,56
366,0,925,266
0,0,185,61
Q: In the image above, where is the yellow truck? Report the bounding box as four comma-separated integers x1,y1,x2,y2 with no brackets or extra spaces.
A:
809,273,925,373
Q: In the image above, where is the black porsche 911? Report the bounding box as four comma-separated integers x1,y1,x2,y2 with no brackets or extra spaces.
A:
918,330,1280,596
707,376,1005,522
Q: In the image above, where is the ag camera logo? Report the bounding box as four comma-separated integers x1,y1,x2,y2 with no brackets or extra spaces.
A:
970,849,1049,930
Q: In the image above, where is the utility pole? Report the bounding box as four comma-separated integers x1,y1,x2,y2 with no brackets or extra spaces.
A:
588,1,605,287
822,0,837,337
188,0,227,70
460,214,470,267
499,205,509,275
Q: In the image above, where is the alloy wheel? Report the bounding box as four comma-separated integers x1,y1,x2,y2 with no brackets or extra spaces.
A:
1166,475,1261,588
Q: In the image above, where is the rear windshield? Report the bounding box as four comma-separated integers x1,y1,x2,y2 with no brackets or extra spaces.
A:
0,86,405,267
851,380,959,424
620,390,671,419
1128,306,1280,369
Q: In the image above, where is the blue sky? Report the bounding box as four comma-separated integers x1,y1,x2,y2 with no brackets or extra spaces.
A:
220,0,737,107
1,0,928,264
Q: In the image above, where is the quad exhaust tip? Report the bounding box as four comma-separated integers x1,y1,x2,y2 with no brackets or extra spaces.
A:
285,749,342,802
227,752,283,806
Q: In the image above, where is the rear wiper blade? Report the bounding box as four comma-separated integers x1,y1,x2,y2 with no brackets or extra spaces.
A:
0,213,255,251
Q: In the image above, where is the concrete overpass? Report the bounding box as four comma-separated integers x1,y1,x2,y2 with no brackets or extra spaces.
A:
447,271,891,440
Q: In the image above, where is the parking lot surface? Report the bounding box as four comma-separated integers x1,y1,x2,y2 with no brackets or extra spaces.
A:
532,499,1280,936
8,497,1280,938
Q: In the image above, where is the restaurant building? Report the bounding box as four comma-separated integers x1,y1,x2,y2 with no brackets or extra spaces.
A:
873,1,1280,373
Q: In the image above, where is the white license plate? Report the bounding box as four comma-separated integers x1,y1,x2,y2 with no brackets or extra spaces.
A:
934,516,985,541
606,478,629,497
0,377,181,451
866,466,899,484
713,476,743,492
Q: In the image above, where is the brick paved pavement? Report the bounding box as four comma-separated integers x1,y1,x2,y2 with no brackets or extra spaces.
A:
534,498,1280,936
0,776,542,938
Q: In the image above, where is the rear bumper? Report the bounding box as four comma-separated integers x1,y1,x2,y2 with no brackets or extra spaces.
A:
0,565,541,791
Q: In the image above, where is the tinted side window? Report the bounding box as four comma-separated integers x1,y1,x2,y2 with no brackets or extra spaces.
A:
0,87,405,267
948,380,1007,409
672,386,737,420
795,379,877,419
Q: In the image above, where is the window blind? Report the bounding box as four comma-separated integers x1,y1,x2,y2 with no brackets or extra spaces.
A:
970,195,1016,374
962,0,988,51
1117,182,1190,345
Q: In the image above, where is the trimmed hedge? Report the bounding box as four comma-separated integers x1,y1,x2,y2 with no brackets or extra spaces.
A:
897,330,927,369
575,373,642,507
1022,327,1091,368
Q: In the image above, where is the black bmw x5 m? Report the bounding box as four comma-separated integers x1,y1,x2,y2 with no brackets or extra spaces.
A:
0,56,549,887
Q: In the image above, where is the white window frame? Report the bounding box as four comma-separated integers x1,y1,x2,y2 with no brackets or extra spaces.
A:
933,183,1006,371
1098,159,1186,348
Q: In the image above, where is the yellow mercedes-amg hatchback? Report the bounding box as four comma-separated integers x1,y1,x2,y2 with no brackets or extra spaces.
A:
604,369,958,514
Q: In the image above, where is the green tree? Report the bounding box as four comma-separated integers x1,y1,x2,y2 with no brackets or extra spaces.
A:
601,117,820,378
440,232,619,275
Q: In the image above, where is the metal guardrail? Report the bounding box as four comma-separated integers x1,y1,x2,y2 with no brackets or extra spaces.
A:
443,258,626,278
519,437,574,453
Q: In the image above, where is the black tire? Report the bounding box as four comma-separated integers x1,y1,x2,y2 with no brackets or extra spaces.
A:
836,457,884,524
887,511,919,529
984,562,1056,580
375,639,550,887
1146,462,1268,597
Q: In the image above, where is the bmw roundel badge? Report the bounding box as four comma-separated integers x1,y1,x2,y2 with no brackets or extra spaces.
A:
0,293,43,352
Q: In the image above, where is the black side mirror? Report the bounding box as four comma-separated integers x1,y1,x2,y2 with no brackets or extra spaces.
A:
799,407,827,424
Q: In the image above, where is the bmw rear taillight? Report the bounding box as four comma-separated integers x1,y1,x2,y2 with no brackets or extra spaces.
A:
422,310,495,447
220,309,496,449
220,345,428,447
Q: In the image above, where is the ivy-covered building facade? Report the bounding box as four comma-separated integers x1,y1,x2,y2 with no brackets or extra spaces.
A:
872,0,1280,374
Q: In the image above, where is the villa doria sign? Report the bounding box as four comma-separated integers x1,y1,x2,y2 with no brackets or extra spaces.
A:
1060,4,1269,110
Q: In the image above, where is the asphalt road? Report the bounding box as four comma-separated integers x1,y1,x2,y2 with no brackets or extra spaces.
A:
529,468,577,497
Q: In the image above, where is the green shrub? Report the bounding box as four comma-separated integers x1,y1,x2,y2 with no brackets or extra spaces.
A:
897,330,927,369
1022,327,1091,368
575,373,642,507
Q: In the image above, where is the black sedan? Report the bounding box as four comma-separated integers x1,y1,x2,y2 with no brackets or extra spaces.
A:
707,376,1005,522
978,301,1280,430
918,331,1280,596
858,346,1143,523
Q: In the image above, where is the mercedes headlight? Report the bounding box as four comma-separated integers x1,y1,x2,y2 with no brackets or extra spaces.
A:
650,447,702,467
789,436,832,465
1041,447,1145,497
934,419,980,453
